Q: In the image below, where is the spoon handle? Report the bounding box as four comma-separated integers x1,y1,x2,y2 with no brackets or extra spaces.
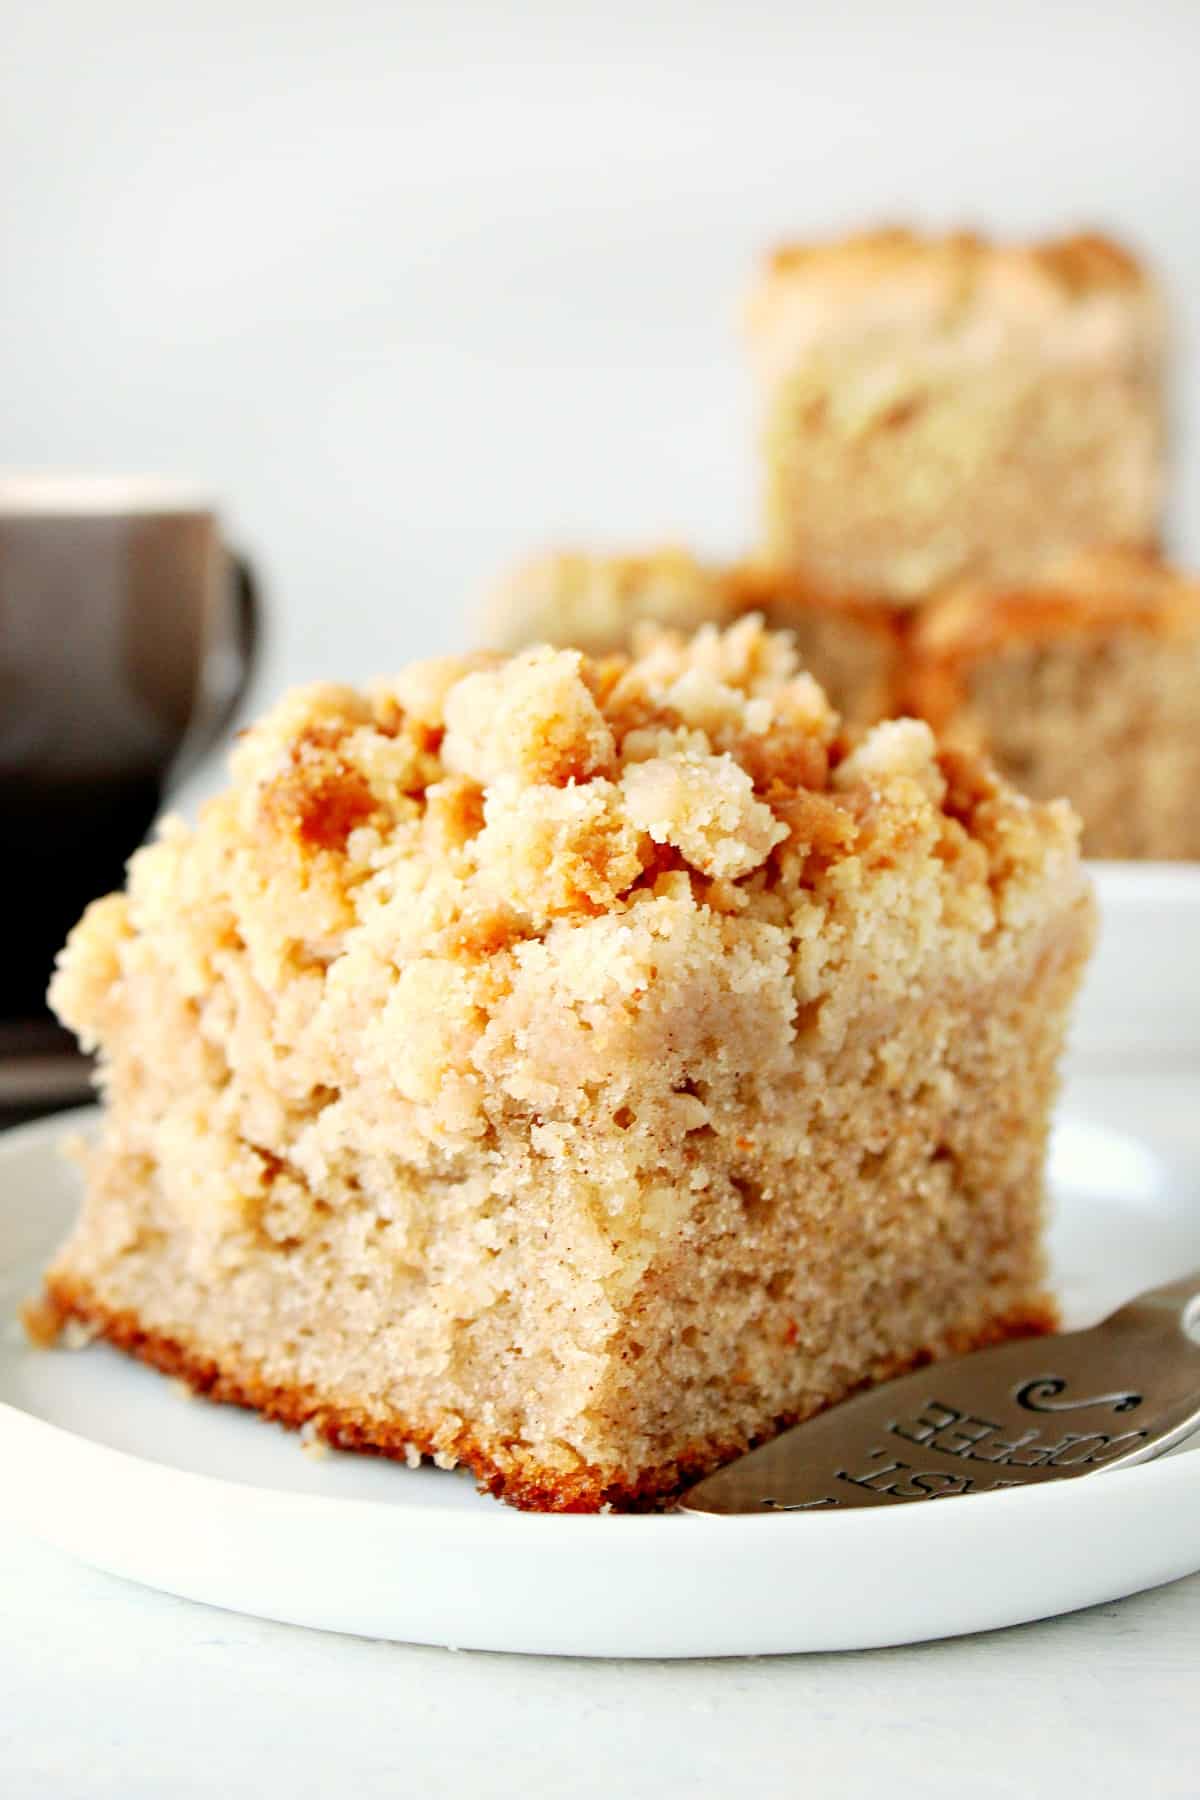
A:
1106,1269,1200,1335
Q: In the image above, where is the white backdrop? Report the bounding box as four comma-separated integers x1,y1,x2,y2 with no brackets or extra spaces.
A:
4,0,1198,727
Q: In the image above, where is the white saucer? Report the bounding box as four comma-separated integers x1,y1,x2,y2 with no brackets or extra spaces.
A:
1075,863,1200,1063
1,1103,1199,1657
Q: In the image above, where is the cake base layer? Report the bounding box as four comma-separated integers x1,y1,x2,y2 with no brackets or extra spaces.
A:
40,1271,1054,1512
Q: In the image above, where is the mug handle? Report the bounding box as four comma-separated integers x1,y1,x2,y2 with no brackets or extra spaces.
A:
202,553,261,749
167,551,262,789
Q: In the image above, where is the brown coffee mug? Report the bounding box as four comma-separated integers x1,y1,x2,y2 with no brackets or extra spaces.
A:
0,475,260,1027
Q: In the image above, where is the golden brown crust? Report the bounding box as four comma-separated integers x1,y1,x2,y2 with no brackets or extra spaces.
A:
40,1271,1057,1514
901,550,1200,731
19,1288,72,1349
759,227,1151,296
260,726,383,852
913,548,1200,655
740,550,1200,739
738,551,1200,667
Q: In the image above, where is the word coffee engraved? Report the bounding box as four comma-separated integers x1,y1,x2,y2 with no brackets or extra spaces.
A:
693,1269,1200,1515
1015,1377,1143,1415
886,1399,1149,1471
754,1394,1155,1507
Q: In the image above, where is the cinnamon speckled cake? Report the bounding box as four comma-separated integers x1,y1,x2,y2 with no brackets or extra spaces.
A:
747,227,1166,598
35,620,1094,1510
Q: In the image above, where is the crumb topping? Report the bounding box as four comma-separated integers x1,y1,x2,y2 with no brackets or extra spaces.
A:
745,225,1165,388
443,647,616,786
51,618,1085,1223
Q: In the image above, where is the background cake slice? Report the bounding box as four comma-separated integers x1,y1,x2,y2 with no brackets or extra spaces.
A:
479,546,900,726
903,549,1200,860
479,546,741,659
42,621,1093,1511
746,227,1167,598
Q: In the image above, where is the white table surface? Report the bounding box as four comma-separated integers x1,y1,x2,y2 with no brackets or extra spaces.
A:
4,1067,1199,1799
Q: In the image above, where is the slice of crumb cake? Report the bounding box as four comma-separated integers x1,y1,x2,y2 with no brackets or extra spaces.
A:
40,620,1094,1511
903,549,1200,861
747,227,1166,597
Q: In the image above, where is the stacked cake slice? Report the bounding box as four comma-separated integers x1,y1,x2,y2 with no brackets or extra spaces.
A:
483,227,1198,859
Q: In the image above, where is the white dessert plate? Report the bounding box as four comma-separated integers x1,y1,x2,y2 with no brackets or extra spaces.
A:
1,1102,1199,1658
1075,862,1200,1063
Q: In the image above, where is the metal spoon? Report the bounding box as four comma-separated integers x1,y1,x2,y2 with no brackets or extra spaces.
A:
680,1269,1200,1514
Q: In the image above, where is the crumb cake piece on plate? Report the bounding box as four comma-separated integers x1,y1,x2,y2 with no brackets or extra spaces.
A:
904,549,1200,860
40,620,1094,1511
746,227,1166,598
